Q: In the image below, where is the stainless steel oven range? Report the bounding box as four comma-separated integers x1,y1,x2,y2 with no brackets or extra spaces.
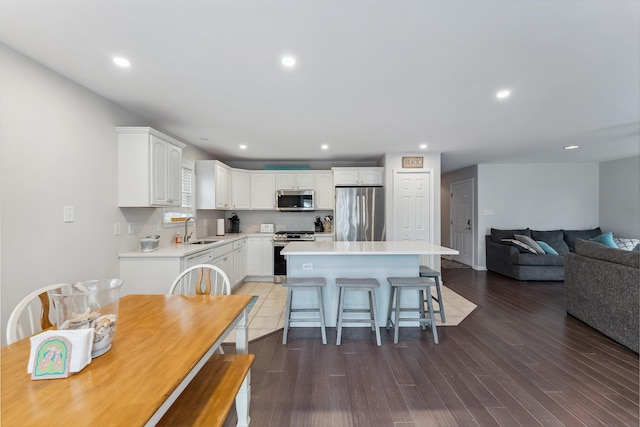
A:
273,231,315,283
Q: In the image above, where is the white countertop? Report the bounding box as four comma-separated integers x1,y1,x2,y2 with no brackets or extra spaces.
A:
281,240,459,256
119,233,269,258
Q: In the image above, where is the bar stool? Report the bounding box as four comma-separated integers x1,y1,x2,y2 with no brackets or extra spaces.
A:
419,265,446,323
282,277,327,345
386,277,439,345
335,278,382,346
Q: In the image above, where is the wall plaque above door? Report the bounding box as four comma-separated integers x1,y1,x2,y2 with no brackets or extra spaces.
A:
402,156,424,168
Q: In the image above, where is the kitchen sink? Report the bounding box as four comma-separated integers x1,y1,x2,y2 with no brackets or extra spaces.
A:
189,240,219,245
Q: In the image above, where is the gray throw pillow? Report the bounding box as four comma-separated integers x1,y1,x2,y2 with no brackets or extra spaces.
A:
514,234,545,254
531,230,570,255
501,238,537,254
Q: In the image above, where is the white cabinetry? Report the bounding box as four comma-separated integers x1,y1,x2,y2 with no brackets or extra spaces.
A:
332,167,384,186
211,242,234,286
276,172,315,190
314,171,333,209
117,127,186,207
246,236,273,277
250,172,276,209
196,160,232,210
232,169,251,209
233,239,246,287
315,235,334,243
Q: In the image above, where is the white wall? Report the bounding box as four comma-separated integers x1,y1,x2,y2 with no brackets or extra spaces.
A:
0,44,214,345
599,156,640,238
476,163,599,268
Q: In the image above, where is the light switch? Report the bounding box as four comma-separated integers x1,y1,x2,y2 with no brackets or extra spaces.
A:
128,223,135,234
114,223,121,235
63,206,75,223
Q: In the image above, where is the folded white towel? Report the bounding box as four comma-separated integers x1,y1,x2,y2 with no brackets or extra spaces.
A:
27,329,93,375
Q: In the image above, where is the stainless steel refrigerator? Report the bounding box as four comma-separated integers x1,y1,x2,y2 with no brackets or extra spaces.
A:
335,186,385,241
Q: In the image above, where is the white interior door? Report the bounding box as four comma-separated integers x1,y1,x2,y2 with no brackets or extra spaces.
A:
450,179,474,266
393,171,434,267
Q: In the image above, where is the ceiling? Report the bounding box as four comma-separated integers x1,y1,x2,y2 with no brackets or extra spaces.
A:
1,1,638,172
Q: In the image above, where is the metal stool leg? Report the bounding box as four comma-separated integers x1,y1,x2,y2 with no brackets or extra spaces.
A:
317,286,327,345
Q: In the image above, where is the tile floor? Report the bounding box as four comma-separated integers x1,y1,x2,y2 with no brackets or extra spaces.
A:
224,280,477,343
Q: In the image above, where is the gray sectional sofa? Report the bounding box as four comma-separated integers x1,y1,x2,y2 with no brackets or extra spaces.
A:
485,227,602,281
565,239,639,353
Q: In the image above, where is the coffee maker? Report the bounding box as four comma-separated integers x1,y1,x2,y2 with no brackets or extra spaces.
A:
228,213,240,233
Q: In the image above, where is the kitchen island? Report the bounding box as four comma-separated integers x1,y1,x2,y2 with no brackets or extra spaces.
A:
281,241,459,327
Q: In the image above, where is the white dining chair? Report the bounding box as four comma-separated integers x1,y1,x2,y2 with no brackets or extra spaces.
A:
168,264,231,296
6,284,67,345
169,265,231,354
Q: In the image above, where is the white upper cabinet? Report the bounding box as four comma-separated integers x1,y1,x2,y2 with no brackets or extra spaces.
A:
231,169,251,209
251,172,276,209
196,160,232,210
332,167,384,186
314,171,334,210
117,127,186,207
275,172,315,190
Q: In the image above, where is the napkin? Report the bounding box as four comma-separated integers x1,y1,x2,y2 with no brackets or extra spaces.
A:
27,329,94,374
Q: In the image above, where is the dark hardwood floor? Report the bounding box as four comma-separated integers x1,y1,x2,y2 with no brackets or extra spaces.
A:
222,269,639,426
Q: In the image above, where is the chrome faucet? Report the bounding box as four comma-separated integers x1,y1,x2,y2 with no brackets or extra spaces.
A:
184,217,196,243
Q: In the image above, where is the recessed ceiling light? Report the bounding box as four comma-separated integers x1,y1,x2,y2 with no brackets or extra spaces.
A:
239,144,247,150
496,89,511,99
281,55,296,68
321,144,329,150
564,145,579,150
112,56,130,68
419,143,427,149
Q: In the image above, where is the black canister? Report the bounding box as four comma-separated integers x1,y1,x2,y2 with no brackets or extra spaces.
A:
228,213,240,233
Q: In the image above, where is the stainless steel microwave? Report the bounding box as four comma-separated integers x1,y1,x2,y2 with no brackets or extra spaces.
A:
276,190,315,211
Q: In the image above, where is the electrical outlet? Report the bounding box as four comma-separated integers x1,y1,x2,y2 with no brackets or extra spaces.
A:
128,223,135,234
302,263,313,270
63,206,74,223
114,223,121,235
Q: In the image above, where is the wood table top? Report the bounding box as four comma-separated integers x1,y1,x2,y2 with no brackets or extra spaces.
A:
1,294,252,426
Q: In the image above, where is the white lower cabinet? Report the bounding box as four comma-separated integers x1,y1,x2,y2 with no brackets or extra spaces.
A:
119,239,249,295
233,239,246,288
315,235,334,243
246,236,273,277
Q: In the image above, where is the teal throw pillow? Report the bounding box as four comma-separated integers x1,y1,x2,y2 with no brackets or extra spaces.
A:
536,241,559,255
590,232,618,248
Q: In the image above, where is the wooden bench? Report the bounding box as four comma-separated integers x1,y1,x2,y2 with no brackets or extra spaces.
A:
158,353,254,427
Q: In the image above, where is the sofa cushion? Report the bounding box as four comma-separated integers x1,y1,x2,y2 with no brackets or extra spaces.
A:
514,234,545,254
563,228,602,252
531,230,570,255
501,238,537,254
491,228,530,243
537,241,559,255
511,253,565,266
575,239,640,269
614,237,640,251
590,232,618,248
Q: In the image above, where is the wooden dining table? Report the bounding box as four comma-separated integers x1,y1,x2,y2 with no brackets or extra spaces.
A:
1,294,253,426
